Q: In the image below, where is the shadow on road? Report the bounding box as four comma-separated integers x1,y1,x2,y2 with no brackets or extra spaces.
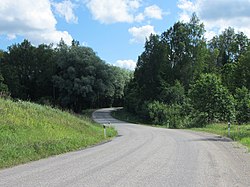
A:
189,136,232,142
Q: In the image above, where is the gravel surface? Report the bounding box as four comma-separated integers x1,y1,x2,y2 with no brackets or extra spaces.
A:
0,108,249,187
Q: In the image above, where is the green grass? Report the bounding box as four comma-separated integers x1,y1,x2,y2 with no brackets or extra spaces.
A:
112,108,250,151
191,123,250,151
0,98,117,169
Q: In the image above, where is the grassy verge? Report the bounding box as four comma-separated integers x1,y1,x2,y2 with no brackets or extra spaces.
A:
112,108,250,151
191,123,250,151
0,98,117,169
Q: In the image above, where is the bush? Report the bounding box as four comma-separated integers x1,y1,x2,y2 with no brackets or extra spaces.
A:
146,101,187,128
147,101,168,126
234,87,250,124
189,73,235,123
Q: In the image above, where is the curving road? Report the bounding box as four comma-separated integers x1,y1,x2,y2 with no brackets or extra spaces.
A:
0,108,249,187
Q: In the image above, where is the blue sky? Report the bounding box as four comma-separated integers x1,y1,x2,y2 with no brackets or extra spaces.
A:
1,0,250,70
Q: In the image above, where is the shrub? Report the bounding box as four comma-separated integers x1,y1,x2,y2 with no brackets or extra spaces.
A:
147,101,168,125
189,73,235,123
146,101,186,128
234,87,250,124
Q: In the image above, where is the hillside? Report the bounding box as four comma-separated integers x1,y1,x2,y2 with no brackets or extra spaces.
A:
0,98,117,169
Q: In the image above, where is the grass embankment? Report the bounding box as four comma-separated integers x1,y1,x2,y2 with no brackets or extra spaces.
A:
112,108,250,151
0,98,117,169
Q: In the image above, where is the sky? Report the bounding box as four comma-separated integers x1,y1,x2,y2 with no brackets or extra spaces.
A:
1,0,250,70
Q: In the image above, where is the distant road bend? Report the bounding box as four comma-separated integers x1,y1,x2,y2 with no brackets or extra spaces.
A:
0,108,249,187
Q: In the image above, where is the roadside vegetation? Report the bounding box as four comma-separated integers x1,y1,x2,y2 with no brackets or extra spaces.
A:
0,98,117,169
110,14,250,151
121,14,250,150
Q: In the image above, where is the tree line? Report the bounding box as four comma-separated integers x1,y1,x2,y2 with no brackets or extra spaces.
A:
124,14,250,127
0,40,131,112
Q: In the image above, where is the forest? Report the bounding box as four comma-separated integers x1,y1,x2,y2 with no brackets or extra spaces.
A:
124,14,250,127
0,40,131,112
0,14,250,128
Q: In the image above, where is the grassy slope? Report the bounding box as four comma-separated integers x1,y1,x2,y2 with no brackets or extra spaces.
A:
112,109,250,151
0,98,117,169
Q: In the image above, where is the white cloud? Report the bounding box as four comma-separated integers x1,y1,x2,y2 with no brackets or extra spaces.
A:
115,59,136,70
85,0,141,24
134,4,164,22
177,0,250,39
128,25,156,43
177,0,197,22
53,0,78,23
177,0,195,11
0,0,73,45
7,34,17,40
85,1,165,24
135,13,145,22
144,5,163,20
27,30,73,46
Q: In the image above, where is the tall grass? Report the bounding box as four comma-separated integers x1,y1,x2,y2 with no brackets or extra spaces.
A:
0,98,117,169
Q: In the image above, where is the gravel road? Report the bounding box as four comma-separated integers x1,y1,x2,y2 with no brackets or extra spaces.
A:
0,108,249,187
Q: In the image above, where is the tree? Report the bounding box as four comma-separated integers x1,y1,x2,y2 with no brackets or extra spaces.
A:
33,44,56,102
0,51,8,93
0,40,37,99
189,73,235,123
221,63,238,93
126,14,207,116
53,42,130,112
134,34,167,101
53,43,99,111
0,74,8,94
161,13,206,88
209,27,249,66
109,66,132,106
158,80,185,105
0,40,56,101
235,47,250,90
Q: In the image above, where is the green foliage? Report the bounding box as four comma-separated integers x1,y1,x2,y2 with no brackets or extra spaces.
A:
147,101,168,125
0,98,117,168
235,47,250,90
234,87,250,124
209,27,249,65
0,74,8,94
161,13,206,88
124,15,250,127
158,80,185,105
124,79,141,113
221,63,238,92
146,101,188,128
52,43,131,111
189,73,235,122
1,40,56,100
